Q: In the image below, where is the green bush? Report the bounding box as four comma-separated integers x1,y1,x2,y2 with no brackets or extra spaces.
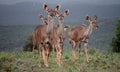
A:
111,19,120,53
0,52,15,72
89,48,96,55
23,35,33,51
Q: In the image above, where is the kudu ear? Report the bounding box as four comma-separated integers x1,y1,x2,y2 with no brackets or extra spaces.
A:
94,15,97,20
63,9,69,16
43,3,49,11
39,14,44,20
64,25,70,31
55,4,61,11
86,16,91,21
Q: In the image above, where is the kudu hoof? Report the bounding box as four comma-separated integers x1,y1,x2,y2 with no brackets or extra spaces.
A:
38,64,41,67
57,62,61,66
87,61,89,64
45,64,49,67
60,61,63,65
58,64,62,66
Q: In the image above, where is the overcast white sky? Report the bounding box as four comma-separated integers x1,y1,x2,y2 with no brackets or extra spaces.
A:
0,0,120,5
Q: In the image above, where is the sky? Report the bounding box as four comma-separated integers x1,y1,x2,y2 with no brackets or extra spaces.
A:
0,0,120,5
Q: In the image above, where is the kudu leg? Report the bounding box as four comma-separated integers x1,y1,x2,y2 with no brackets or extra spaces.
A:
41,42,50,67
45,47,49,67
55,45,59,65
56,48,62,66
38,45,41,65
84,42,89,63
59,48,63,64
71,40,77,60
42,48,46,66
42,48,49,67
55,43,63,66
52,44,55,56
78,42,81,58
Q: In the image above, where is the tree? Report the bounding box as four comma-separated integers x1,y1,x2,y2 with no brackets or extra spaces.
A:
111,19,120,53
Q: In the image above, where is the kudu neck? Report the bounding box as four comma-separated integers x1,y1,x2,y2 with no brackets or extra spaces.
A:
46,18,55,34
57,20,64,35
84,23,94,38
58,20,64,25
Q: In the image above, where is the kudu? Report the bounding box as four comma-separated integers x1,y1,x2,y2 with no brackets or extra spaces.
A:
68,15,98,62
50,9,70,65
32,3,61,67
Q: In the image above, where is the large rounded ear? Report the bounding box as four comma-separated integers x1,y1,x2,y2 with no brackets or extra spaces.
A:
94,15,97,20
55,4,61,11
64,9,69,16
43,3,49,11
39,14,44,20
86,15,91,20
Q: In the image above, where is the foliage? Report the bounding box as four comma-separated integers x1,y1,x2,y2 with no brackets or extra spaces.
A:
23,35,33,51
0,49,120,72
111,19,120,53
0,52,15,72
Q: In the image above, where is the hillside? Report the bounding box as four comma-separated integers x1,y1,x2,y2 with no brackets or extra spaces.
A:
0,18,117,52
0,49,120,72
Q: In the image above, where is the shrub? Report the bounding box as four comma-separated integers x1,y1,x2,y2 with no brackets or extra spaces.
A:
111,19,120,53
23,35,33,51
0,52,15,72
89,48,96,55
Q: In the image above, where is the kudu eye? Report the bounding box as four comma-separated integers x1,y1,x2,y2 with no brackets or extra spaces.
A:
46,41,50,45
92,22,95,24
41,42,43,45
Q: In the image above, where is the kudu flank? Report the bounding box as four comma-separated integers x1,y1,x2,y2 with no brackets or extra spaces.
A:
68,15,98,62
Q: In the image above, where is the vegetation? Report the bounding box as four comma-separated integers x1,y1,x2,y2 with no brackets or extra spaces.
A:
23,35,33,51
111,19,120,53
0,48,120,72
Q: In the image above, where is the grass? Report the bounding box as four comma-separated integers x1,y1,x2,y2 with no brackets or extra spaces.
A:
0,48,120,72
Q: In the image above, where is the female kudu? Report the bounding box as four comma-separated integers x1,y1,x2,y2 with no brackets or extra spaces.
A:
32,3,61,67
50,9,70,65
68,15,98,62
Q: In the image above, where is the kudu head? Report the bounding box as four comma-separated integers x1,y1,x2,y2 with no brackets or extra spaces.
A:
86,15,99,29
56,9,69,34
57,9,69,24
43,3,61,19
39,14,48,25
